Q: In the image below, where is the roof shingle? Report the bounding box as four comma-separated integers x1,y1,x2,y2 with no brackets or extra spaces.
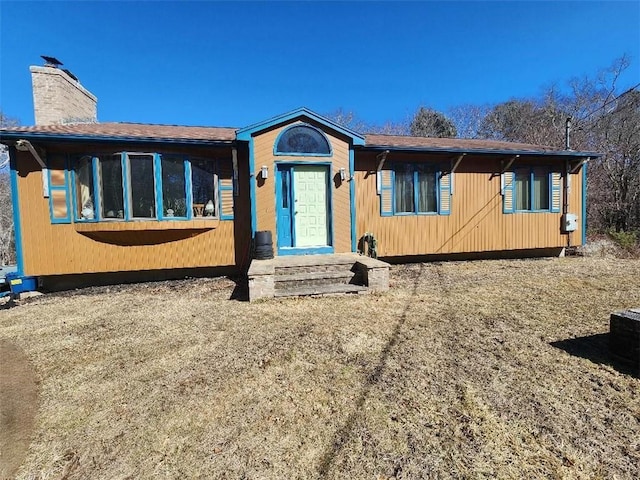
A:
0,122,236,142
365,134,565,154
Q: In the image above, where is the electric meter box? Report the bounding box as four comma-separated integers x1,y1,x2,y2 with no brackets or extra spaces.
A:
562,213,578,233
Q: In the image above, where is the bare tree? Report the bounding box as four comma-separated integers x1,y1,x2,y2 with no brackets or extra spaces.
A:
468,56,640,233
324,108,371,134
447,56,639,235
409,107,457,138
447,104,491,139
0,174,14,265
0,111,19,265
585,89,640,232
325,108,409,135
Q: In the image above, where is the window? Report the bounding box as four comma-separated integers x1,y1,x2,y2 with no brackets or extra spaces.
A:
394,164,415,213
70,152,232,223
160,155,187,218
502,167,561,214
47,155,71,223
128,154,156,218
191,158,217,217
75,156,95,220
417,166,437,213
393,164,438,214
515,168,550,211
380,163,450,216
533,171,550,210
275,124,331,155
99,154,124,219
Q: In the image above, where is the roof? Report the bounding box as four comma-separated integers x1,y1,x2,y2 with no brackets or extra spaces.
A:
0,122,236,145
0,119,599,158
364,134,599,157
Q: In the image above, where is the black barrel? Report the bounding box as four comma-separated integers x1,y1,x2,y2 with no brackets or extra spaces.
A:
254,230,274,260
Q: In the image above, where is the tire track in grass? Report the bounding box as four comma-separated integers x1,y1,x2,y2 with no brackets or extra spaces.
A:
317,263,425,478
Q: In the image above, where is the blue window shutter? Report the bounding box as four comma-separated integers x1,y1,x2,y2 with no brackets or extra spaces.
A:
379,169,393,216
502,171,515,214
48,155,72,224
218,161,234,220
438,170,451,216
550,171,561,213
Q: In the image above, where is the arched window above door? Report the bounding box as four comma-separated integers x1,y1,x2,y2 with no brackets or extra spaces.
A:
274,124,332,156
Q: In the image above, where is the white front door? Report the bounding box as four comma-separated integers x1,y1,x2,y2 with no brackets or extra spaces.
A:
293,165,329,247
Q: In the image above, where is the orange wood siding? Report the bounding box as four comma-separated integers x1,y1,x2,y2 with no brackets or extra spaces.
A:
355,153,584,257
14,144,251,277
252,120,352,254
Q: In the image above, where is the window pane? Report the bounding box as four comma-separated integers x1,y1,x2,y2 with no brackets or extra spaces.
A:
49,169,66,186
75,156,95,220
191,159,216,217
394,164,415,213
100,154,124,219
282,169,289,209
515,171,530,211
48,155,66,186
51,190,68,218
128,154,156,218
532,171,549,210
161,156,187,217
417,166,437,213
276,125,331,154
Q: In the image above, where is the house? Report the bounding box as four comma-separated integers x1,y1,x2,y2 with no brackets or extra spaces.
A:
0,62,597,299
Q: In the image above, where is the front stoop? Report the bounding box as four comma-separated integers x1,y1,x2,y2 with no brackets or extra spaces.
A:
247,253,390,302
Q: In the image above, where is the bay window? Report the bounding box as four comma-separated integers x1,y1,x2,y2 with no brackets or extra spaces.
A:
71,152,230,223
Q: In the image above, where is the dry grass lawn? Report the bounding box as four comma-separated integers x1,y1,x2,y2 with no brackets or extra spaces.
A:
1,257,639,479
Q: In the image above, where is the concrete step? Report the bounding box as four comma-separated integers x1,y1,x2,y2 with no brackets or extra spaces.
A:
273,253,359,268
276,274,362,290
274,283,368,298
275,270,356,283
275,264,357,276
248,253,390,302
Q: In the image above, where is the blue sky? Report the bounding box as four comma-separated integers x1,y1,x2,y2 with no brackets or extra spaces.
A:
1,1,639,128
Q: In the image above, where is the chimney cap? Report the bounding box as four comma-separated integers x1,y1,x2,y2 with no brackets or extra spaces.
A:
41,55,63,67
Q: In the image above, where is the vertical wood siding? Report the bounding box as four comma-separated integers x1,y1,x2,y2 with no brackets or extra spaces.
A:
15,144,251,277
252,120,352,254
355,153,584,257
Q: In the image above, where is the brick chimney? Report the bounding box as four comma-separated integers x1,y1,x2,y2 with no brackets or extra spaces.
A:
30,62,97,125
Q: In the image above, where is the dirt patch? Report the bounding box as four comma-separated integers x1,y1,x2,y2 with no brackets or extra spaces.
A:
0,339,39,479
